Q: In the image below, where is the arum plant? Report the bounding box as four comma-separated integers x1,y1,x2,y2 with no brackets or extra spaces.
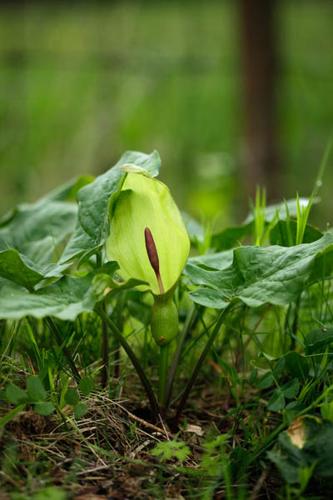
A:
106,168,190,411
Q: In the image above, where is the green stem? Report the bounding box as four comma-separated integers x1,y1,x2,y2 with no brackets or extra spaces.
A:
99,308,160,420
165,305,199,410
159,343,170,413
112,293,126,380
175,304,232,422
113,337,121,380
100,302,109,389
95,252,110,388
290,295,301,351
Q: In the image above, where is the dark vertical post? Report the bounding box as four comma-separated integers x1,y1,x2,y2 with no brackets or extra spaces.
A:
239,0,280,201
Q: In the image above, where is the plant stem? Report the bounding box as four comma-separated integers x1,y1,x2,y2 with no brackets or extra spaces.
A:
175,304,232,422
100,302,109,388
98,308,160,420
45,317,81,383
158,343,170,413
165,305,199,410
112,293,126,380
113,338,121,380
95,252,110,387
291,295,301,351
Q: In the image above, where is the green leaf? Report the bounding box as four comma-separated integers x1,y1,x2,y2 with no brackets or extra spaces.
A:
255,372,274,390
0,191,85,287
74,402,89,419
186,232,333,309
64,388,80,406
150,439,191,463
268,439,304,484
34,402,55,416
283,352,309,379
27,376,47,402
0,249,44,289
0,199,77,257
59,221,99,264
5,383,27,405
269,421,333,482
305,422,333,477
0,274,95,321
61,150,160,263
304,328,333,354
188,249,233,271
282,379,300,399
79,377,95,396
268,389,286,412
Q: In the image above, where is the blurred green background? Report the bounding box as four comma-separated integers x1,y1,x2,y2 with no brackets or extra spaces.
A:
0,0,332,228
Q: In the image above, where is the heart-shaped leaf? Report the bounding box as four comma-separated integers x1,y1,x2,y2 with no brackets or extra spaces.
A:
186,232,333,309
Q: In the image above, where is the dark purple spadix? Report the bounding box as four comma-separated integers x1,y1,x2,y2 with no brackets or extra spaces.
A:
144,227,160,275
144,227,164,294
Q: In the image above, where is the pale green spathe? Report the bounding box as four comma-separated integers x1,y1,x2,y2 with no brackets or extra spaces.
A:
106,172,190,295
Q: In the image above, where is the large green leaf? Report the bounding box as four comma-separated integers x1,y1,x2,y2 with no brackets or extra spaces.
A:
60,150,160,263
0,249,44,289
186,232,333,309
59,221,97,264
0,200,77,258
0,175,92,253
0,177,92,287
0,274,95,321
188,250,233,271
0,261,137,321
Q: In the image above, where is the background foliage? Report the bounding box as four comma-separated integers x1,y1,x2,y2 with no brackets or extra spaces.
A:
0,0,332,224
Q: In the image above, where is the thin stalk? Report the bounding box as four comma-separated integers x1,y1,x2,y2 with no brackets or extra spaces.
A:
112,293,126,380
175,304,232,422
290,295,301,351
45,318,81,383
113,338,121,380
180,315,214,364
95,252,110,387
284,296,301,351
99,308,160,420
284,303,292,337
165,305,199,409
158,343,170,413
100,302,109,388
